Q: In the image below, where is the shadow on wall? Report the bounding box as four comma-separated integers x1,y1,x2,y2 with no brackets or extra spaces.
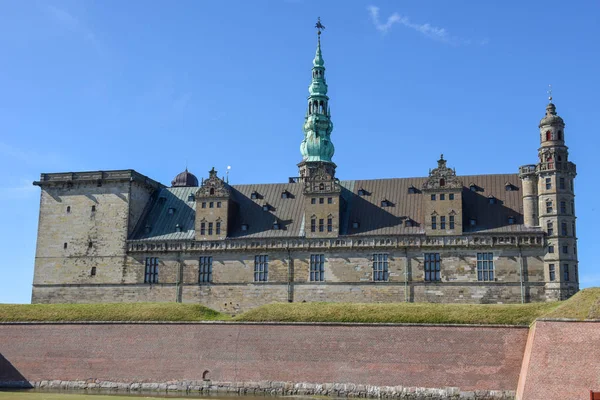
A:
0,353,32,388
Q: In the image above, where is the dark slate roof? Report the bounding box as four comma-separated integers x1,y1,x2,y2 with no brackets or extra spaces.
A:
130,173,541,242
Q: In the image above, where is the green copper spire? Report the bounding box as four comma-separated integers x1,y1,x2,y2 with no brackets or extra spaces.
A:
300,18,334,164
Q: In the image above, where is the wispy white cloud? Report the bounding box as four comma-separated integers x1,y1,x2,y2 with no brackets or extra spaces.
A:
45,4,97,44
367,5,487,46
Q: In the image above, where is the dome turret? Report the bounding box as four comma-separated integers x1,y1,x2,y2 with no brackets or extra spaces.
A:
171,168,199,187
539,98,564,128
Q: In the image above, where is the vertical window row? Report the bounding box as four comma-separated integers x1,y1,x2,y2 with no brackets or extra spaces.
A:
373,253,389,282
199,256,213,283
424,253,441,282
477,252,494,281
310,254,325,282
144,257,159,283
254,255,269,282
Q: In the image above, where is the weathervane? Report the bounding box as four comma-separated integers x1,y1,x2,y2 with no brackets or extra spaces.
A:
315,17,325,36
547,84,553,102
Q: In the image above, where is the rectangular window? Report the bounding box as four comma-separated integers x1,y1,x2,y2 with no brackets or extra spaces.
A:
144,257,159,283
561,222,567,236
217,201,222,208
477,252,494,281
440,194,445,200
546,201,553,214
559,178,565,190
549,264,555,281
449,215,455,229
327,197,333,204
208,222,213,235
563,264,569,281
372,253,389,282
216,222,221,235
424,253,441,282
546,178,552,190
311,198,316,204
547,222,554,236
548,245,554,254
254,255,269,282
310,218,316,233
319,197,324,204
562,245,568,254
201,202,206,209
440,216,446,230
449,193,454,200
572,222,576,237
431,216,437,230
209,202,214,208
327,217,332,232
310,254,325,282
200,222,206,235
319,218,324,232
199,256,213,283
431,194,436,201
560,201,566,214
571,201,575,214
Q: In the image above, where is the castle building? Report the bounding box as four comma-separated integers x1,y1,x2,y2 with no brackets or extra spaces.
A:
31,25,578,312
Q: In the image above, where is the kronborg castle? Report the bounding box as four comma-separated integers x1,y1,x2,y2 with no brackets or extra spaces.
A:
32,28,579,312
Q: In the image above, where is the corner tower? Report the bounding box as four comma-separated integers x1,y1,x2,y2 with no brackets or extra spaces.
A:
519,93,578,300
298,18,336,180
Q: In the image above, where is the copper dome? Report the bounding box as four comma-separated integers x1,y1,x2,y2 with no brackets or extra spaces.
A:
171,169,199,187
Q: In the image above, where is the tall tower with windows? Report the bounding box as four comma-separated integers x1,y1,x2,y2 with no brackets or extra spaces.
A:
300,19,341,238
519,95,578,300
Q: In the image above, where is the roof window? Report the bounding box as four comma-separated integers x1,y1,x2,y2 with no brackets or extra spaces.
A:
488,196,497,205
281,191,290,199
352,221,360,229
508,216,515,225
175,224,182,232
381,199,392,207
358,188,368,196
262,203,270,212
505,183,518,191
241,223,249,231
272,221,280,230
188,193,195,202
250,191,260,200
469,218,477,226
168,207,176,215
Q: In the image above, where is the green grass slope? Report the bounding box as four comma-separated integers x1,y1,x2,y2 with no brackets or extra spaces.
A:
234,301,560,325
0,303,227,322
541,288,600,320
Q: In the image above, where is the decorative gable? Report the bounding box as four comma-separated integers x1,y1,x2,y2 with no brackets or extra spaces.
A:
422,155,463,191
196,167,231,198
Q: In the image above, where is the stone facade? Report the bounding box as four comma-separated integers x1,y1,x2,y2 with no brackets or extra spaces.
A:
30,29,578,310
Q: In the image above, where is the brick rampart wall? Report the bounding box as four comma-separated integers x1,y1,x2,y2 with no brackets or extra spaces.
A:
516,320,600,400
0,323,527,392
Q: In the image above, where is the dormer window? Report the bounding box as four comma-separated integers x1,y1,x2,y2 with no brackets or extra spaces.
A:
381,199,391,207
405,219,413,227
168,207,175,215
469,218,477,226
505,183,517,191
272,221,280,230
262,204,270,212
188,194,195,202
488,196,497,205
508,216,515,225
175,224,182,232
241,223,249,231
358,188,367,196
352,221,360,229
469,184,477,192
408,186,416,194
281,191,289,199
251,191,259,200
145,224,152,234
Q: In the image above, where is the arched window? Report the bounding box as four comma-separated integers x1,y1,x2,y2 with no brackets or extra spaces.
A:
440,178,445,187
209,188,215,195
546,130,552,141
319,183,325,190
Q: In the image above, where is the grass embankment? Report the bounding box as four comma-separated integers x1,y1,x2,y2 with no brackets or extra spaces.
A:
1,288,598,324
541,287,600,320
234,302,559,325
0,303,227,322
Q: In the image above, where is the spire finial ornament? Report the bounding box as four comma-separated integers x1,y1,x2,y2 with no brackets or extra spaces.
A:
315,17,325,36
547,84,553,103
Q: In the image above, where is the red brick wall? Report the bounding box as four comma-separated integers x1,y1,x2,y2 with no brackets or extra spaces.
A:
0,323,527,391
517,321,600,400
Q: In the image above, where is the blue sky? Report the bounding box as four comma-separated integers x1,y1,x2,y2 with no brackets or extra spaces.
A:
0,1,598,303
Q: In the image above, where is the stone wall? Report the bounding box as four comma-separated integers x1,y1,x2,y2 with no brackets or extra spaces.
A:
0,323,527,395
33,246,548,312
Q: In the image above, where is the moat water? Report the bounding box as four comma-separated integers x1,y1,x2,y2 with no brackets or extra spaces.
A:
0,390,323,400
